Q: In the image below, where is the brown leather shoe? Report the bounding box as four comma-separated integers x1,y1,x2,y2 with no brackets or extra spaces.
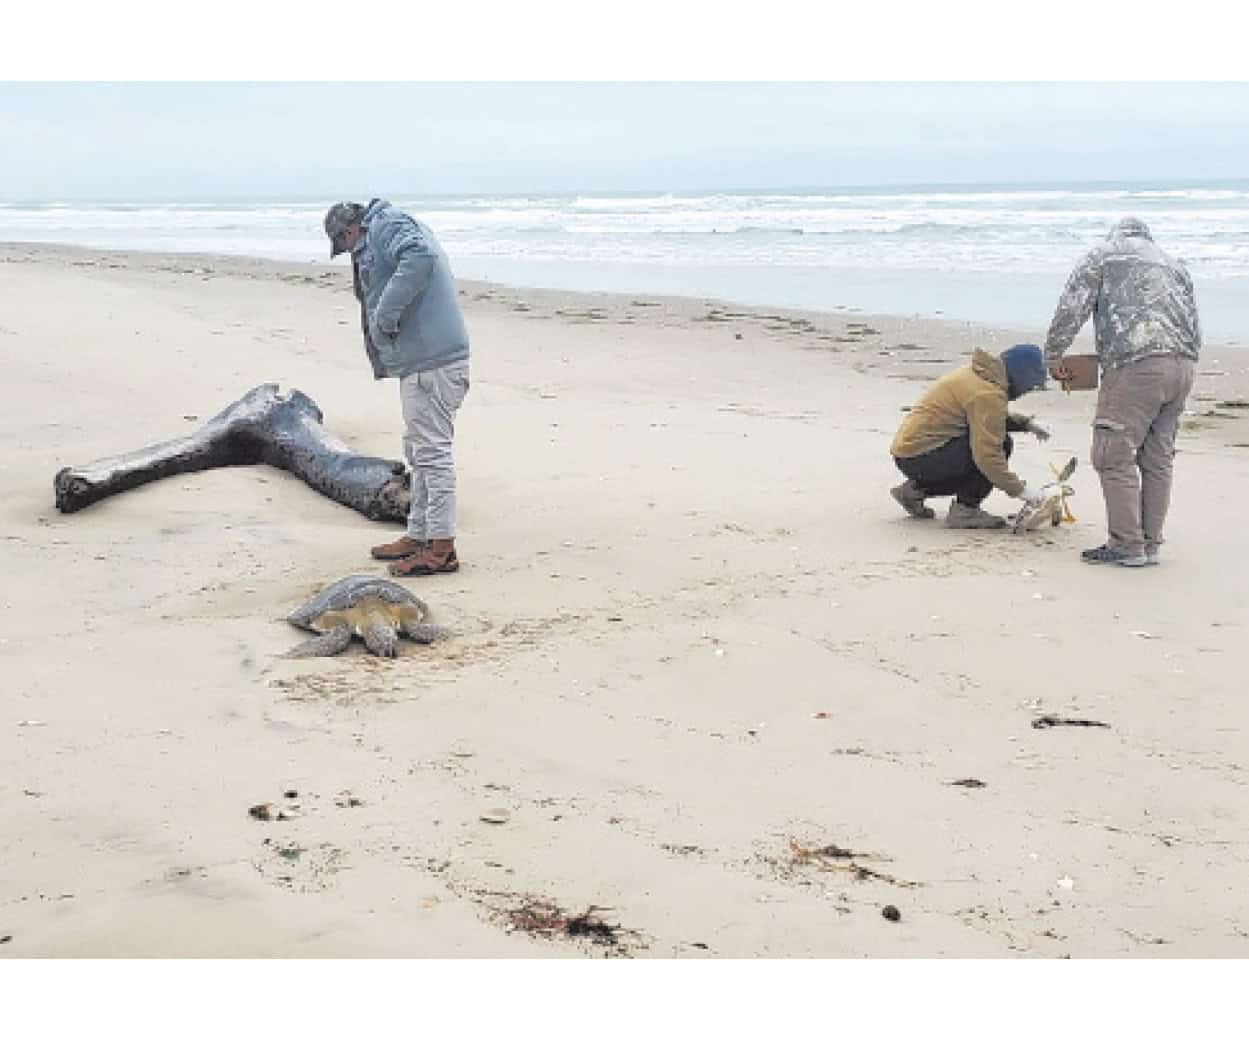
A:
371,535,427,560
389,538,460,576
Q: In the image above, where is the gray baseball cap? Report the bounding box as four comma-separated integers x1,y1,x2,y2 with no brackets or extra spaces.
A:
324,202,365,257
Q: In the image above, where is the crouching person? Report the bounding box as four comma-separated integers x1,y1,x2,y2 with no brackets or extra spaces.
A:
889,344,1050,529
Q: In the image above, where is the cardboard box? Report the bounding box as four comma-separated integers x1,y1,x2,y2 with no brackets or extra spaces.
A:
1058,354,1099,391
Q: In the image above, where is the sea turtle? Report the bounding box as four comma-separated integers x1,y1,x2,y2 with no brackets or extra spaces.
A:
1012,456,1078,534
286,575,451,658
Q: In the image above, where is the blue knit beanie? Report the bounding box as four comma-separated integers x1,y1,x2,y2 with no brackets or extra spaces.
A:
1000,343,1047,399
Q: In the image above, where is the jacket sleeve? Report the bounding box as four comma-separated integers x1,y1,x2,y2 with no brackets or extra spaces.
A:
1178,262,1203,352
965,390,1024,497
1044,247,1103,363
374,221,436,333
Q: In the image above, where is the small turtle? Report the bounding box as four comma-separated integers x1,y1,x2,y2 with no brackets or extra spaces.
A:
286,575,452,658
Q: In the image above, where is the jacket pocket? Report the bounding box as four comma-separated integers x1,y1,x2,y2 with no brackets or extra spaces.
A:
442,363,470,408
370,326,401,372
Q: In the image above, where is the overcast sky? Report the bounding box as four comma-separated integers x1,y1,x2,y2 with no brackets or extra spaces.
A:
3,82,1248,200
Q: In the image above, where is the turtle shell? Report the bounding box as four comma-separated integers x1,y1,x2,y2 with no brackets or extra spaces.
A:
287,575,428,631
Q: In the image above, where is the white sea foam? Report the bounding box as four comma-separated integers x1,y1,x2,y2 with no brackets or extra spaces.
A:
3,183,1247,338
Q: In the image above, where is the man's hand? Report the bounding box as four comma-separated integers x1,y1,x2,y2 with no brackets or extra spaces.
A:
1049,362,1073,392
1027,419,1051,442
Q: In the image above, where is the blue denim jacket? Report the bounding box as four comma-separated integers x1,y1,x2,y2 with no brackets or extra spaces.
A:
352,199,470,379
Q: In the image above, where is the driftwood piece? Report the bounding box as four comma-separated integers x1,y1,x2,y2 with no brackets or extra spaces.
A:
54,384,410,522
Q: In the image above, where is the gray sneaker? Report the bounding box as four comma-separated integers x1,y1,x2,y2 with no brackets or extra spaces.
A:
946,502,1007,529
1082,544,1157,568
891,480,935,519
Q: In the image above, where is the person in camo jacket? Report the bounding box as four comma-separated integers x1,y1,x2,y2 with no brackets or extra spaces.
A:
1045,217,1201,568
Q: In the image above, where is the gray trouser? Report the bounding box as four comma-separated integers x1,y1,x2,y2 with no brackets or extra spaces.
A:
1091,354,1195,556
399,359,470,540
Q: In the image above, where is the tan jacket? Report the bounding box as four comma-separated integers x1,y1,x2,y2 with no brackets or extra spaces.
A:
890,349,1026,497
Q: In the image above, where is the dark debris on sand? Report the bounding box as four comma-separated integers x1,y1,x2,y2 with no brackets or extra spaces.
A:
779,838,922,889
1032,715,1111,729
469,889,645,957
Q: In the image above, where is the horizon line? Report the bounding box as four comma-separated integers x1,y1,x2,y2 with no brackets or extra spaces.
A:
3,174,1249,206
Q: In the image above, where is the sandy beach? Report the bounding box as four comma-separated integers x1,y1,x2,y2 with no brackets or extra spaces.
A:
3,241,1248,958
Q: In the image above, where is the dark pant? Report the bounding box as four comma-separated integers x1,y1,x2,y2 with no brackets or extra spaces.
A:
894,434,1013,507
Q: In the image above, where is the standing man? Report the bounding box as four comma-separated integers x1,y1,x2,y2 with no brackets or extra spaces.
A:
1045,217,1201,568
890,344,1051,528
324,199,471,576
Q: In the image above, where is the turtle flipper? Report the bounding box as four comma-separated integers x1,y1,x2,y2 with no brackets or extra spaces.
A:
363,620,399,658
286,624,353,658
401,621,454,645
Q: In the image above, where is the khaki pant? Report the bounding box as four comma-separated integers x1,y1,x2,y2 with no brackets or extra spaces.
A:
1091,354,1195,556
399,360,470,540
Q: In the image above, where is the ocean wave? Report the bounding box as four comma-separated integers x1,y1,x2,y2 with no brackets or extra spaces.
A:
6,185,1249,289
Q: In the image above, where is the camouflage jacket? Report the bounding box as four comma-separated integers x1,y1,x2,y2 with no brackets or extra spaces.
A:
1044,218,1201,371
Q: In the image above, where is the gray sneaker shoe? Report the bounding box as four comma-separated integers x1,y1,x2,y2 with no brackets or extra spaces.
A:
1081,544,1157,567
891,480,935,519
945,502,1007,529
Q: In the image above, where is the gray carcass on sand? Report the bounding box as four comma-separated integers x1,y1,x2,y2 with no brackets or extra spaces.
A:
54,384,411,522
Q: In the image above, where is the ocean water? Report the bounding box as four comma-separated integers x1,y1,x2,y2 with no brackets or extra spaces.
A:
4,182,1248,341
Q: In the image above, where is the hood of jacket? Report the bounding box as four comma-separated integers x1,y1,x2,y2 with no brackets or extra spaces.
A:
1109,216,1153,241
969,347,1009,392
358,197,389,234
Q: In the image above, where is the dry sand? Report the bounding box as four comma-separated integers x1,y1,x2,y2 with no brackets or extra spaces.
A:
2,242,1248,958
